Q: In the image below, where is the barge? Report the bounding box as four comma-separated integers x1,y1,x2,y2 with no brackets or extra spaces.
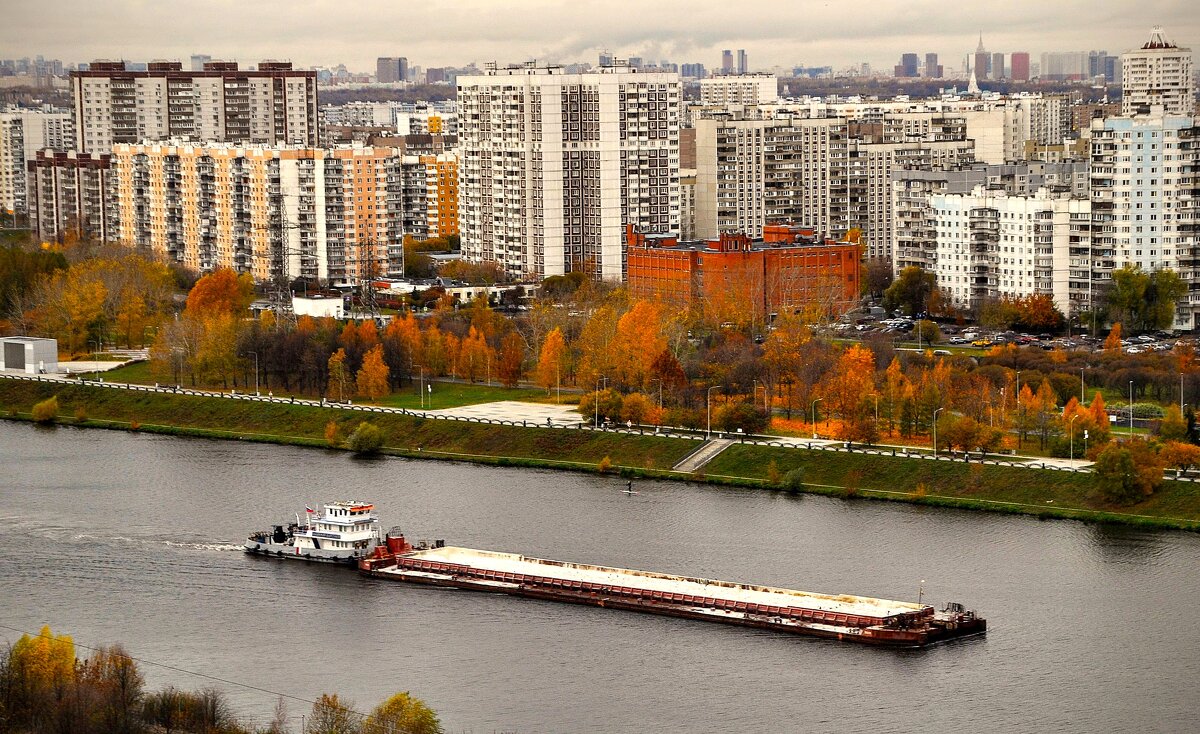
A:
360,530,986,647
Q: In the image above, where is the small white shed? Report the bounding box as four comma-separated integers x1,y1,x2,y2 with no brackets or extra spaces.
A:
0,337,59,374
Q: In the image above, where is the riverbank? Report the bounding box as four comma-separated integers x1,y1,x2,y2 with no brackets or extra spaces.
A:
3,379,1198,531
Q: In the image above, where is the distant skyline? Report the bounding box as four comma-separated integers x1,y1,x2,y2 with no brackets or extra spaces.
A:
3,0,1198,74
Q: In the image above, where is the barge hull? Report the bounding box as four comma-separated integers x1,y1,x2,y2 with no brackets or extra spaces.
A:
360,550,987,648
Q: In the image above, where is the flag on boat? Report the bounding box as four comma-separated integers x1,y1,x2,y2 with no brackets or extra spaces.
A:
305,505,315,513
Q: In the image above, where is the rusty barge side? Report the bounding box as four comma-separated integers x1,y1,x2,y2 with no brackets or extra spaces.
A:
359,535,986,648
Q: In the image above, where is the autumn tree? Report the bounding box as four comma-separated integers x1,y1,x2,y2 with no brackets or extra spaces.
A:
535,327,567,397
575,305,620,388
619,392,653,426
366,691,442,734
1104,323,1123,352
1093,439,1165,505
1161,441,1200,472
328,348,349,402
819,344,876,441
1158,404,1188,442
356,344,390,400
185,268,255,316
496,331,524,388
308,693,362,734
609,300,668,390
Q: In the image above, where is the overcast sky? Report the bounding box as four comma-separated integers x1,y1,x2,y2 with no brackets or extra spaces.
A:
3,0,1197,74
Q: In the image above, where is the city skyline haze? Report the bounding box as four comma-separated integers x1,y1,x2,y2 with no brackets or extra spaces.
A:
3,0,1198,74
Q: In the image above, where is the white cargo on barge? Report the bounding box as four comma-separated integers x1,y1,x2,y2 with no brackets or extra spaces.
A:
374,546,925,619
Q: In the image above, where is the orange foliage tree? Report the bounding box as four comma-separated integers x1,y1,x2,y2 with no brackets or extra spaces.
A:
535,327,567,396
497,331,525,388
356,344,390,400
820,344,877,441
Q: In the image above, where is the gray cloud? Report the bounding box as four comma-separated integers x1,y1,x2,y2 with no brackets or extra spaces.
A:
2,0,1196,74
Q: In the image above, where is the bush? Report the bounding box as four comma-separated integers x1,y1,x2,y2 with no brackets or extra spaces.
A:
597,456,613,473
324,419,341,448
713,401,769,434
31,396,58,424
766,460,782,486
782,467,805,492
346,421,385,454
1093,440,1164,505
74,406,88,423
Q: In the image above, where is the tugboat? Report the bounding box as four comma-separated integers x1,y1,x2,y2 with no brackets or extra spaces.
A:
245,501,382,564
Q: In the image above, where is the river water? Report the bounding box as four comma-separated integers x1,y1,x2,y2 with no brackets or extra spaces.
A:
2,421,1198,733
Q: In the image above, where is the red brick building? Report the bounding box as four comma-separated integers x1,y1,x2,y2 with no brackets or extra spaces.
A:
626,224,861,324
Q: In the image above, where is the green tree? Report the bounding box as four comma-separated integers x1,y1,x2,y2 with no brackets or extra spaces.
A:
366,692,442,734
882,266,937,317
346,422,385,454
1093,440,1164,504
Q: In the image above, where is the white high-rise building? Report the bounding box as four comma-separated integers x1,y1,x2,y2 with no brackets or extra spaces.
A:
1121,27,1195,117
72,60,319,154
456,65,680,281
1090,113,1200,328
694,110,973,259
699,74,777,106
0,108,73,215
930,185,1090,315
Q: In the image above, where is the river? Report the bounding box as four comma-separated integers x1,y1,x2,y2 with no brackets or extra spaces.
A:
2,421,1198,732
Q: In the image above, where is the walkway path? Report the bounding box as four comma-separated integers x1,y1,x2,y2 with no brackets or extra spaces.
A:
672,438,734,472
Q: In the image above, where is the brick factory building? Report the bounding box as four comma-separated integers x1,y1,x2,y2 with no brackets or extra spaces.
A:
626,224,862,324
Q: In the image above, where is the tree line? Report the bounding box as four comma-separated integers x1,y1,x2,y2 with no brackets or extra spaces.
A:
0,626,441,734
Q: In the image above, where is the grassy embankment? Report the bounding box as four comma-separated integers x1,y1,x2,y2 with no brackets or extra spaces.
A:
0,379,688,472
93,361,564,410
3,379,1199,531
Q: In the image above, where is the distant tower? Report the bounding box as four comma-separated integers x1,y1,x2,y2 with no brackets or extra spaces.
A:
973,33,990,81
967,66,981,95
737,49,748,74
1121,26,1195,115
722,50,733,74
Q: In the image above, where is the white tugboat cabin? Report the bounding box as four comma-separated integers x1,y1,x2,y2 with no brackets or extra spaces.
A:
245,501,382,563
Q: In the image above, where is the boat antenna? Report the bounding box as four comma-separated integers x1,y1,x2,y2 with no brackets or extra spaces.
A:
918,579,926,606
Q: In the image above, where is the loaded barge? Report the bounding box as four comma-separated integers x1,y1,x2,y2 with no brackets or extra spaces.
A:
360,530,986,647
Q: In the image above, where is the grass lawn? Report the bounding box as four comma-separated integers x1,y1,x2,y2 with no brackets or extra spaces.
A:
375,381,548,410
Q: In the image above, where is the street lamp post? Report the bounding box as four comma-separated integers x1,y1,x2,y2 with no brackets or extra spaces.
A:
1181,373,1185,415
1129,380,1134,437
1080,367,1085,403
707,385,721,439
247,351,259,394
1070,414,1079,460
811,397,823,440
1016,370,1023,448
873,394,880,437
933,407,944,456
595,376,608,428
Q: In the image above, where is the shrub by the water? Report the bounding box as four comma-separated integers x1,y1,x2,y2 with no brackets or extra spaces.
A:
782,467,805,492
31,396,58,424
346,421,384,454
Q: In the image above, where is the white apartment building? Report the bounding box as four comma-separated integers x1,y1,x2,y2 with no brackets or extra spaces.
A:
320,101,457,137
0,107,73,215
27,150,115,244
930,185,1090,315
764,94,1069,165
1121,27,1195,117
108,142,454,284
694,113,846,241
694,110,973,259
699,74,778,106
73,60,319,154
1090,113,1200,328
893,162,1090,274
456,65,679,281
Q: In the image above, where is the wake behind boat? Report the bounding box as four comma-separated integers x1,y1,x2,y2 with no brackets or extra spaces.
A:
245,501,382,564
